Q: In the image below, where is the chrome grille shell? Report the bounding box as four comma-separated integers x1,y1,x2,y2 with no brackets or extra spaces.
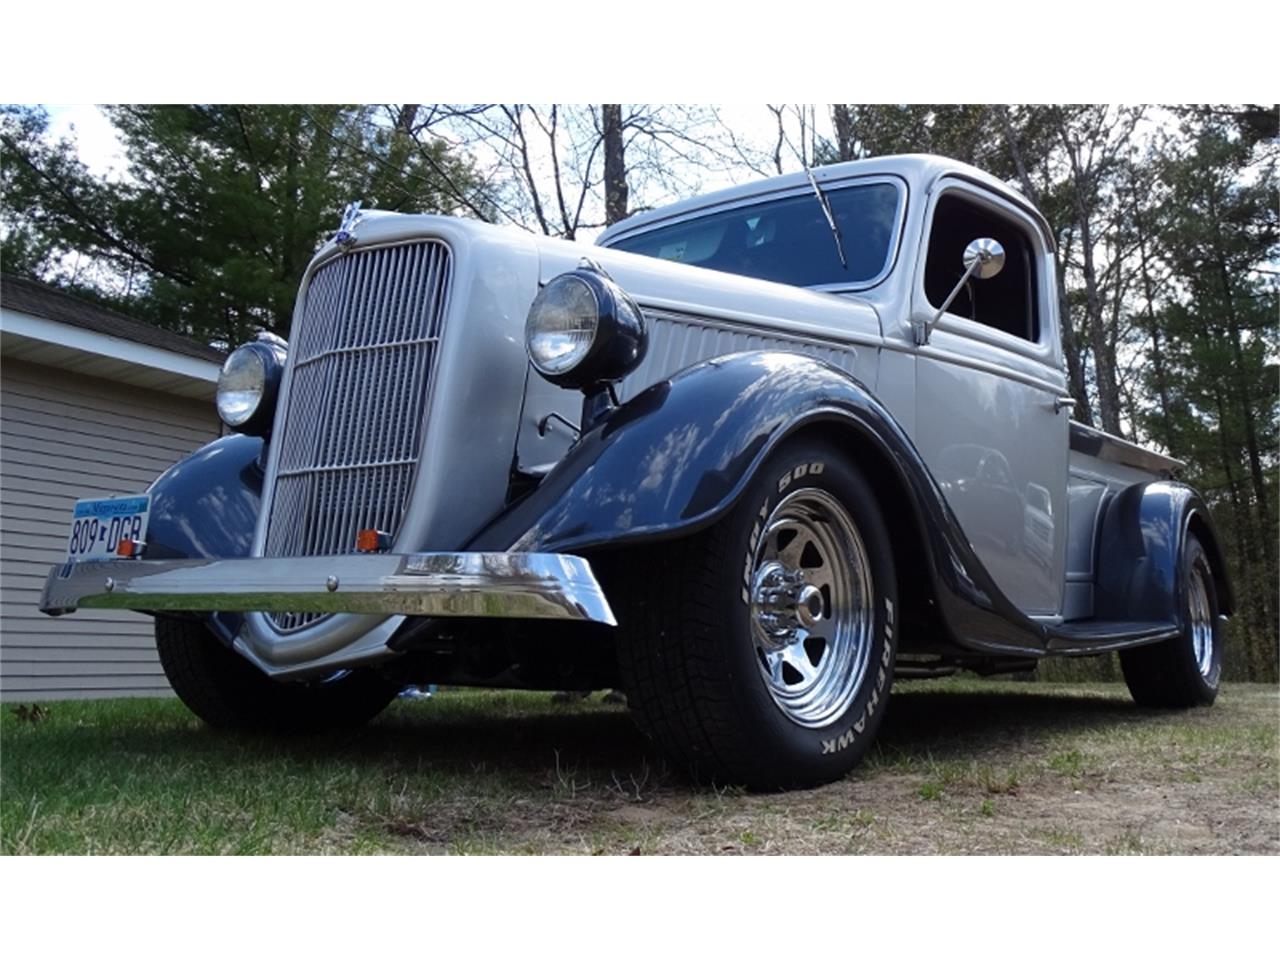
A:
258,240,453,632
235,214,552,670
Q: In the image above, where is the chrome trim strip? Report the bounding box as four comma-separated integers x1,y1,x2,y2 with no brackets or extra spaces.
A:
40,553,617,627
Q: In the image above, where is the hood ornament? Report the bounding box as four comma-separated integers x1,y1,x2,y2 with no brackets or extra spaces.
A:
334,201,363,249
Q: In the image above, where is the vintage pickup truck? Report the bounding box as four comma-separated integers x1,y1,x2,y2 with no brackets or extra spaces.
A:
41,154,1231,788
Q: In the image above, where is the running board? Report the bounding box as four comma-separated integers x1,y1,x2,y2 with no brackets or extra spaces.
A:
1045,619,1180,655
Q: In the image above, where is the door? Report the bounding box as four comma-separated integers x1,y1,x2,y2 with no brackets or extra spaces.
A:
910,185,1069,618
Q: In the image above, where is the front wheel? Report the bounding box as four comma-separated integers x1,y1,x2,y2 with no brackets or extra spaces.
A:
1119,534,1223,708
155,616,400,732
613,439,898,789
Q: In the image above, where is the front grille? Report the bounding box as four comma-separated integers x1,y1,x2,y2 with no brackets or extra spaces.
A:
263,240,452,631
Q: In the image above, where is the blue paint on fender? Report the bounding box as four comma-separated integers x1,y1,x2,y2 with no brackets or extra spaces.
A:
144,433,264,642
471,352,878,553
1097,481,1234,621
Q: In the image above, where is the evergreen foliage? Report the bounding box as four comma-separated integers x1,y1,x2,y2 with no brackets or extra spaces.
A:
1,104,480,346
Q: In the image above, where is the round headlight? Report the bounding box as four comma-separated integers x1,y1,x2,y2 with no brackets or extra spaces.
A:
216,339,284,436
525,265,647,389
526,275,599,378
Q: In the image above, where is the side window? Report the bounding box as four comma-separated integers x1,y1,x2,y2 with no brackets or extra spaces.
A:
924,193,1039,342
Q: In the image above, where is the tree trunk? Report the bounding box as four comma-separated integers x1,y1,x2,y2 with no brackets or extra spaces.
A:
1051,108,1127,433
602,104,628,226
1079,216,1124,435
1134,220,1175,451
386,104,420,211
1201,184,1278,663
832,104,855,161
396,104,419,135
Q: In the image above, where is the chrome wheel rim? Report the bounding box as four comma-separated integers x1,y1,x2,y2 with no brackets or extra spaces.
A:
748,488,874,728
1188,562,1214,678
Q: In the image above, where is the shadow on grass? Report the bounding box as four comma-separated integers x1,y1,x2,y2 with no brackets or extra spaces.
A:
7,683,1166,789
872,685,1156,761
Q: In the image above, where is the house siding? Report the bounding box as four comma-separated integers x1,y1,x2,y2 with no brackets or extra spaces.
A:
0,357,221,700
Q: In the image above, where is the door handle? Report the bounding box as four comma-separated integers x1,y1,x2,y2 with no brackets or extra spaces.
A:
1053,396,1076,415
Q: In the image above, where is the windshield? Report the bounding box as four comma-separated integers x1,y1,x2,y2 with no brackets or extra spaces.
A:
606,180,902,289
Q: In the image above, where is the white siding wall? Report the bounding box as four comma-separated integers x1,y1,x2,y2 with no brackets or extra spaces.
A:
0,357,222,700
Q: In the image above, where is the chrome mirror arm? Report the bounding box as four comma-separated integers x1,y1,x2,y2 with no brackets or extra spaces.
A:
914,237,1006,346
915,258,982,346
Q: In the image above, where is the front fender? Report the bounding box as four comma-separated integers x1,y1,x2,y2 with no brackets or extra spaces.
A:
146,433,264,560
144,433,264,643
471,352,886,553
1096,481,1235,621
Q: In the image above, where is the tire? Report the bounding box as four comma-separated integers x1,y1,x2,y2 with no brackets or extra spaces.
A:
613,439,898,789
155,616,400,732
1119,534,1222,708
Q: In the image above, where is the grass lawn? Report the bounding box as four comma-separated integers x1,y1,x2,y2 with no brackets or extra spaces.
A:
2,680,1277,854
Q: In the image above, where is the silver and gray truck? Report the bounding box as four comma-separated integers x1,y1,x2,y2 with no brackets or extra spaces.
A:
41,154,1231,789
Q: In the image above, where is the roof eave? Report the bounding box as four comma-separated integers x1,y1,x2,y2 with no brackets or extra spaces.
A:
0,307,222,401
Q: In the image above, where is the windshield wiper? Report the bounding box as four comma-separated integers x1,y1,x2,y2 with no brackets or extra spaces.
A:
805,167,848,271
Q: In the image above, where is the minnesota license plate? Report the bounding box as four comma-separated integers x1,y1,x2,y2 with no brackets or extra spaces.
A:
65,495,151,562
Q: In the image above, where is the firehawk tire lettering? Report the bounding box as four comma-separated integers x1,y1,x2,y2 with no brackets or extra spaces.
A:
821,598,895,756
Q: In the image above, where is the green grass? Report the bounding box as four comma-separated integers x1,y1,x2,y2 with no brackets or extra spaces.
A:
2,681,1277,855
916,781,944,801
1048,748,1087,778
0,692,633,854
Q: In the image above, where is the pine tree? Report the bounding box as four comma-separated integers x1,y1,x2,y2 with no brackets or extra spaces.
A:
1,105,483,346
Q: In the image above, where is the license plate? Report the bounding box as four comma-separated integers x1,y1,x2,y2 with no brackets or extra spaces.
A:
65,495,151,562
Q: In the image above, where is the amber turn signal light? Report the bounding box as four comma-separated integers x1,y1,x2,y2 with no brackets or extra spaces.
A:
356,529,391,553
116,538,144,558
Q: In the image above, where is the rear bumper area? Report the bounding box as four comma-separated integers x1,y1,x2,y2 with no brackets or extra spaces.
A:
39,552,616,626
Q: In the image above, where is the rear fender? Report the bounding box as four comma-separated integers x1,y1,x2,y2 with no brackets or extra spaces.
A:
1096,481,1235,621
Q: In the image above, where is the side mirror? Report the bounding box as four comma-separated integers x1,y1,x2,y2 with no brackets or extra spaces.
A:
915,237,1006,345
963,237,1005,280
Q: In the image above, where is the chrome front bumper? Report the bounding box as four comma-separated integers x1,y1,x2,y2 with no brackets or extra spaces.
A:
39,552,616,626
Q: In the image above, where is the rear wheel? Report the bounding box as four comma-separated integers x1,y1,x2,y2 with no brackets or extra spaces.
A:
155,616,400,732
613,440,898,789
1120,535,1222,708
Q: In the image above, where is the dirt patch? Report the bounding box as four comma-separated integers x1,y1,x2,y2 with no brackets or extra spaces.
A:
353,682,1279,855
